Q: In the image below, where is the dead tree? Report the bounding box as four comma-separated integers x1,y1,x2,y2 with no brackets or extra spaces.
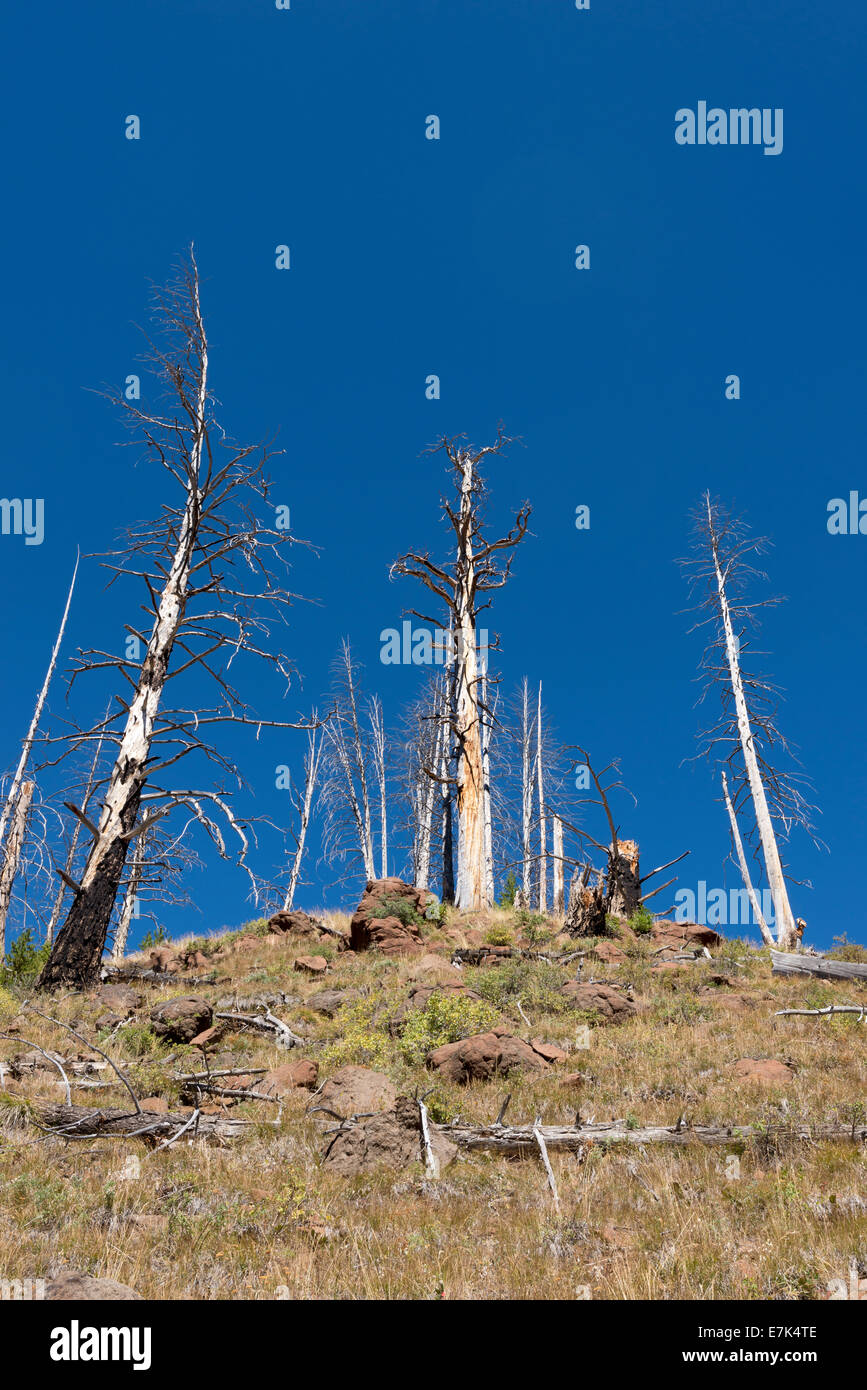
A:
561,749,689,935
391,428,531,911
520,678,535,904
0,781,35,956
47,703,112,946
536,682,547,911
281,722,323,912
369,695,388,879
36,250,314,991
681,493,821,950
111,824,149,960
319,641,377,882
0,555,78,958
404,672,448,893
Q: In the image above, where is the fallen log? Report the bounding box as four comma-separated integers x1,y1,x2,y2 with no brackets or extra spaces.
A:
441,1117,867,1155
771,951,867,983
776,1005,865,1020
3,1097,247,1145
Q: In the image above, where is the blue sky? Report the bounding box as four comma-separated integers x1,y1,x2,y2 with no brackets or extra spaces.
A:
1,0,865,950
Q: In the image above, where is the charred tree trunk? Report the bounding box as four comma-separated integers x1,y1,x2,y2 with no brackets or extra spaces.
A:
39,784,142,989
606,838,642,921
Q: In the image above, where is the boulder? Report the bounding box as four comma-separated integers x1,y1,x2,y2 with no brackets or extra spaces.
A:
305,989,360,1017
45,1271,142,1301
349,877,431,956
427,1028,549,1084
268,909,324,938
313,1065,397,1121
651,920,722,950
730,1058,795,1086
592,941,626,965
530,1039,568,1064
323,1095,457,1176
559,980,636,1024
96,984,143,1016
148,946,183,974
293,955,328,975
259,1059,319,1094
150,996,213,1044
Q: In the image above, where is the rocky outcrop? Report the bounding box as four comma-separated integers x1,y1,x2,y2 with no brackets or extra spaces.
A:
349,878,432,956
426,1027,551,1084
559,980,636,1024
149,996,213,1044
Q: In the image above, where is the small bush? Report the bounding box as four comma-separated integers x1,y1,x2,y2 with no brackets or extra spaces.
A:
473,958,570,1015
484,924,514,947
0,929,49,986
320,996,395,1070
424,897,448,926
370,896,423,928
498,871,518,909
828,933,867,964
628,907,655,935
399,992,500,1065
140,925,169,950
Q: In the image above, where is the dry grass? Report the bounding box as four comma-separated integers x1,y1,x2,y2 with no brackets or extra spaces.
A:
0,913,865,1300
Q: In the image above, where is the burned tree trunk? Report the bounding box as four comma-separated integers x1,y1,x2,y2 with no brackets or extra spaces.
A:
606,838,642,920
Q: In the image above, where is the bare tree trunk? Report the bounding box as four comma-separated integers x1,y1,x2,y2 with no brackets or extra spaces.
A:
343,644,375,878
452,454,488,912
369,696,388,879
47,703,111,946
536,683,546,912
38,266,209,991
708,497,798,949
520,678,534,904
0,781,34,959
413,678,444,893
721,769,774,947
481,662,495,909
441,668,455,904
112,826,148,960
0,556,78,957
391,430,530,915
552,815,564,913
283,726,322,912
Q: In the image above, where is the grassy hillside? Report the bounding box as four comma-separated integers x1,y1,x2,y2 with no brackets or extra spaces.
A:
1,903,865,1301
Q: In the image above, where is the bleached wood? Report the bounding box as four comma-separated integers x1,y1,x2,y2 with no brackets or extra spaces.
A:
0,780,35,956
707,495,798,948
721,769,774,947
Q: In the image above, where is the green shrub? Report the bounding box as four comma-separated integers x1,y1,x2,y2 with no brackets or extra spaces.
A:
370,896,423,928
243,918,272,937
0,929,49,986
472,957,570,1015
499,871,518,909
140,924,169,950
319,996,395,1070
399,991,500,1065
628,907,655,935
484,923,514,947
828,933,867,964
424,897,448,926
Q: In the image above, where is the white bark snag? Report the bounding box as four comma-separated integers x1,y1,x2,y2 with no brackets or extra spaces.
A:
48,703,111,946
552,815,564,914
536,683,546,912
283,726,323,912
708,496,798,949
0,553,78,911
453,452,487,913
481,661,495,909
38,263,209,990
112,827,148,960
369,696,388,879
0,781,34,959
721,769,774,947
344,645,375,878
391,431,530,912
520,678,534,904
